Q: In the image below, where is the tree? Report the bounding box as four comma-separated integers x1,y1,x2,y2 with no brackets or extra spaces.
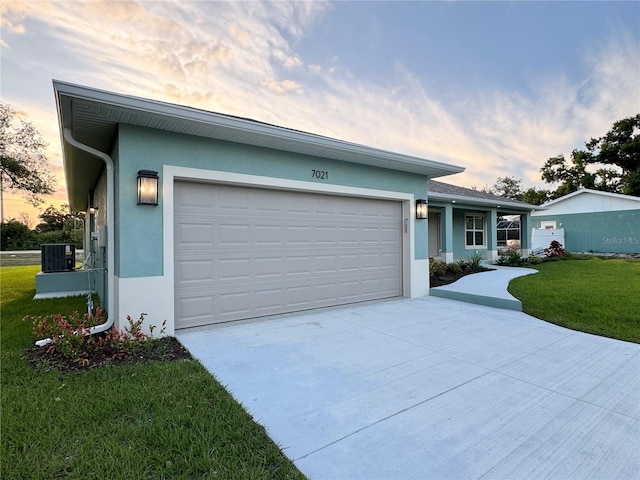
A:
0,219,35,250
35,204,70,233
0,103,55,213
541,150,597,197
541,114,640,198
0,205,84,250
492,176,524,200
485,176,549,205
586,114,640,196
521,187,550,206
35,204,84,243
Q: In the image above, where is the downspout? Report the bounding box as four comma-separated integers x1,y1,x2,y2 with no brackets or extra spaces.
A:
35,129,116,346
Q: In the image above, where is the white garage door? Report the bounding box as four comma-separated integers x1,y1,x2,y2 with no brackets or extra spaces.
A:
174,181,403,329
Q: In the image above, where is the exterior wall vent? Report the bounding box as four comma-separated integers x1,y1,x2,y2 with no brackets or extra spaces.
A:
41,244,76,273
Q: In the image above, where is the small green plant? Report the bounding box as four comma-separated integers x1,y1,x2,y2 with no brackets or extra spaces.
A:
456,259,468,270
149,318,168,338
497,251,524,266
466,251,485,271
447,262,462,274
507,251,522,266
527,255,543,265
94,313,151,357
429,258,448,277
496,255,509,266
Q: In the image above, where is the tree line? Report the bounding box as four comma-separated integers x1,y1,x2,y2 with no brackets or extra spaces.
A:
1,205,84,251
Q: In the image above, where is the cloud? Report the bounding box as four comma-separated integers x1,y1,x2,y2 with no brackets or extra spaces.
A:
264,79,304,94
284,56,302,68
0,1,29,34
449,33,640,187
1,0,638,223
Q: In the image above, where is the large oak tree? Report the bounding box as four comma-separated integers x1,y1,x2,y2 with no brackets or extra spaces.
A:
0,103,55,210
541,114,640,198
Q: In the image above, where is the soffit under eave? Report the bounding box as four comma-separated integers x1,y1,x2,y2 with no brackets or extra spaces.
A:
63,145,104,212
57,94,117,212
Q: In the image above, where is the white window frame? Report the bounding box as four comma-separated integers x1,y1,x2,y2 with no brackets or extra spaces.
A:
541,220,557,230
465,213,487,249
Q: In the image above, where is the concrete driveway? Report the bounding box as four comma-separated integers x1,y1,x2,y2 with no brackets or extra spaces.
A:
178,297,640,480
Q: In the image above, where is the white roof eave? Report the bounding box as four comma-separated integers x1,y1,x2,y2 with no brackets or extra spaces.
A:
53,80,465,179
428,192,544,211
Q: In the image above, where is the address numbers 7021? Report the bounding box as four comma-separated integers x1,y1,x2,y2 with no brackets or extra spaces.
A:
312,169,329,180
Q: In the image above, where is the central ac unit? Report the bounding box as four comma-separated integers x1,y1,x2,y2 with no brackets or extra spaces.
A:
41,244,76,273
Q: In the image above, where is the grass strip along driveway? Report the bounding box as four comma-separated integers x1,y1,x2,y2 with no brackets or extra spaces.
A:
1,266,305,480
508,257,640,344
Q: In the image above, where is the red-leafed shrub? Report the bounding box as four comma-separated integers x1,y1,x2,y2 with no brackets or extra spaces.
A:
544,240,566,258
24,311,167,364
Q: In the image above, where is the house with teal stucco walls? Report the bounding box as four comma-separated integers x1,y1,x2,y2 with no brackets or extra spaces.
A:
52,81,470,335
427,180,540,262
49,81,548,335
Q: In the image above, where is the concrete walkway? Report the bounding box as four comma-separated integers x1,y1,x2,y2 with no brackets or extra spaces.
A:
430,265,538,310
178,297,640,480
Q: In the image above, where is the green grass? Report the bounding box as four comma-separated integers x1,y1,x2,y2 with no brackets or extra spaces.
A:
1,266,305,479
508,258,640,343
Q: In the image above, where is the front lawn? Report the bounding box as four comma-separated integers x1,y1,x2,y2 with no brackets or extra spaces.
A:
1,266,305,479
508,258,640,343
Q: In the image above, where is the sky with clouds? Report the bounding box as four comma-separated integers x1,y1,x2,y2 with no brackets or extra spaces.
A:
1,0,639,225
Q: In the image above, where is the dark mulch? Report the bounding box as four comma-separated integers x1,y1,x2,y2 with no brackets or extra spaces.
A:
429,267,493,288
23,336,193,374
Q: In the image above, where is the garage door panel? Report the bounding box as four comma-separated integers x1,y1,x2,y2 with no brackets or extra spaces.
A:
177,259,215,283
177,294,216,328
254,256,285,278
175,182,402,328
175,223,214,247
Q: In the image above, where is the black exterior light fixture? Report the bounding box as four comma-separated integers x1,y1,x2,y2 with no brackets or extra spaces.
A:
137,170,159,206
415,199,428,219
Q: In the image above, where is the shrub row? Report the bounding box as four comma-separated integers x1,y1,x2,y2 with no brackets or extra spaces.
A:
430,251,487,278
496,240,572,267
23,310,166,366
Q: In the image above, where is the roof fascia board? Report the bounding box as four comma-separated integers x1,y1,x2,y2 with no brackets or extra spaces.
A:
541,188,640,207
53,80,464,177
429,192,543,210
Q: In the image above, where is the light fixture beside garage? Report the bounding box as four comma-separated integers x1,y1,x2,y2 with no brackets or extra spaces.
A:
137,170,159,206
415,199,428,219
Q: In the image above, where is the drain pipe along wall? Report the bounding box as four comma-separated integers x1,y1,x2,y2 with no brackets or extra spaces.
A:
63,128,115,334
34,130,117,346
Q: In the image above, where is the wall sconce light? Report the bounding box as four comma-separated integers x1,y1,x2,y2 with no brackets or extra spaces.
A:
88,206,98,215
416,199,428,219
137,170,159,206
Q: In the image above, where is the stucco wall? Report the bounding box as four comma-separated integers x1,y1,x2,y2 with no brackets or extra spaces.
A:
115,124,430,279
532,210,640,254
452,207,490,260
90,166,108,309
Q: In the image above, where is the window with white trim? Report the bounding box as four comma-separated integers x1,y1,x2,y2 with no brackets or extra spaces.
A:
465,214,486,248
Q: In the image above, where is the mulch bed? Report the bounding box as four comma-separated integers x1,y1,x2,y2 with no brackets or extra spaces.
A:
429,267,493,288
23,336,193,374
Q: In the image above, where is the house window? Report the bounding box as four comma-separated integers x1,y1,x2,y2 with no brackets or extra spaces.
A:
497,218,521,248
541,221,557,229
465,214,486,248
